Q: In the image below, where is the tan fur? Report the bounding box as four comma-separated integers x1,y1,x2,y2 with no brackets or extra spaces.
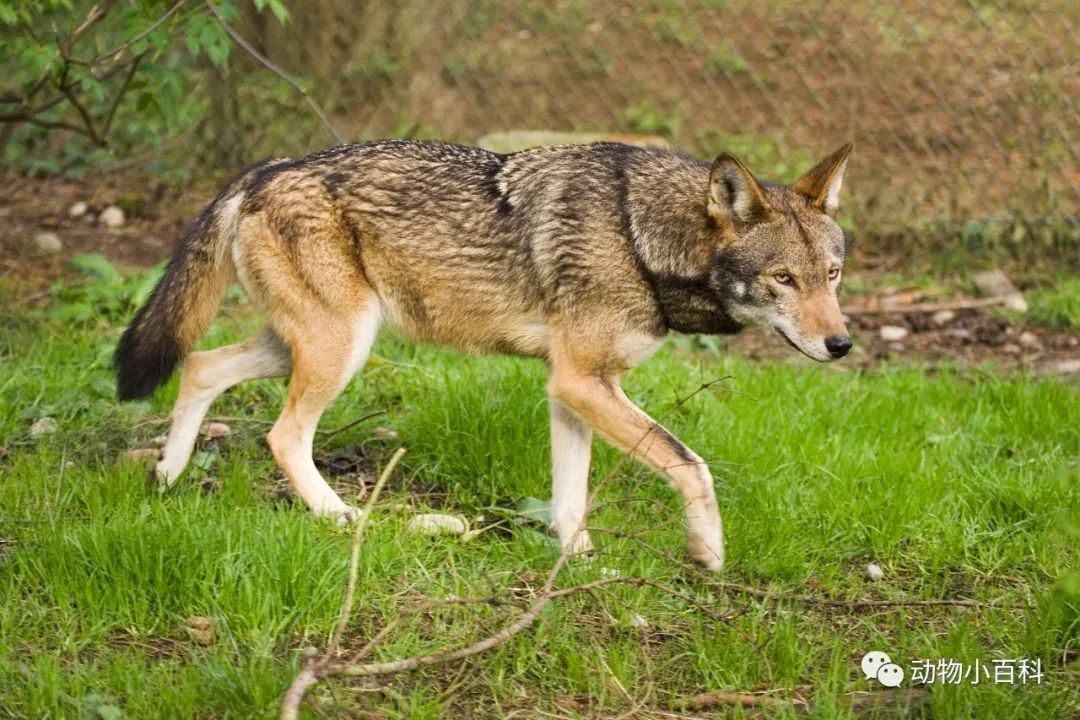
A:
119,140,855,572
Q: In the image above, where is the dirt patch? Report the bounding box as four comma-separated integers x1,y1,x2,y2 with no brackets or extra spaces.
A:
723,309,1079,374
0,172,214,282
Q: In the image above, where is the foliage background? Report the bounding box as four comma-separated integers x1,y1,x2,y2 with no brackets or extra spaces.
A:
1,0,1078,264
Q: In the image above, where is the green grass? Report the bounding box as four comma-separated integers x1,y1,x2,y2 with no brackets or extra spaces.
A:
1,273,1078,719
1026,276,1080,332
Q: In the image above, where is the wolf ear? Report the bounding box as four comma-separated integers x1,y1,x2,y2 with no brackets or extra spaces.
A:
792,143,852,216
708,153,776,227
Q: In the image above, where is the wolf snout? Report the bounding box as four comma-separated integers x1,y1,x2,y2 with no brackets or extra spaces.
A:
825,334,852,359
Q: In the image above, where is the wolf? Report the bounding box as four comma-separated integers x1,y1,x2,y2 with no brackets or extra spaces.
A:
115,139,853,572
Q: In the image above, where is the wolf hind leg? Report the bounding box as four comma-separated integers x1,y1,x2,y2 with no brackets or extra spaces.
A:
267,301,381,520
156,327,291,484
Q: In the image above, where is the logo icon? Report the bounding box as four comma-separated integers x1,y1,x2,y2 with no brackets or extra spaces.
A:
861,651,904,687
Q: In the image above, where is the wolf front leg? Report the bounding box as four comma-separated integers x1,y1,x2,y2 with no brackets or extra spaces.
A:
547,371,724,572
548,397,594,555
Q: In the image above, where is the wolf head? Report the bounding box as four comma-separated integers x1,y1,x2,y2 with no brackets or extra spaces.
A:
706,144,853,362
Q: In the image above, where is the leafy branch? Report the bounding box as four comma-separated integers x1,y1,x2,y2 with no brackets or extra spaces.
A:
0,1,193,146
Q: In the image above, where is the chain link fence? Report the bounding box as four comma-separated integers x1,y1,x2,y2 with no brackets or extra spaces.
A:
80,1,1080,250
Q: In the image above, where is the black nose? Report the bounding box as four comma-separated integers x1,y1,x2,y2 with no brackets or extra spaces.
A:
825,335,852,358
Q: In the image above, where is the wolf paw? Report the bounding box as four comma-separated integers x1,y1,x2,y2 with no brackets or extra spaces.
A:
557,528,594,558
687,534,725,573
334,506,365,526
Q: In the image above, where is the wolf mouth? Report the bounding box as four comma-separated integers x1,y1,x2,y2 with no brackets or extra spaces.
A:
773,325,802,351
774,326,834,362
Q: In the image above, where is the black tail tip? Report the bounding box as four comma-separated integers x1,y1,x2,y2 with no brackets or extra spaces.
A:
114,324,182,401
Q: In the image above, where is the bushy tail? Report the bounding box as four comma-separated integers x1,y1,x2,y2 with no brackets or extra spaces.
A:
113,188,245,401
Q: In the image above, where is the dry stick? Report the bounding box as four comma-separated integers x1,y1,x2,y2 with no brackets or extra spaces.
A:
844,296,1007,315
330,551,573,679
675,688,928,714
204,1,345,144
315,410,389,448
280,447,406,720
280,378,733,716
99,53,143,141
66,0,120,52
326,447,407,656
714,582,1034,610
94,0,188,66
675,691,810,712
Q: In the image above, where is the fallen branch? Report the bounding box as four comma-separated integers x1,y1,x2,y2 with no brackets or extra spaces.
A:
844,296,1006,316
674,688,927,714
205,1,345,144
715,582,1034,610
675,690,810,712
279,378,733,718
280,447,406,720
316,410,389,447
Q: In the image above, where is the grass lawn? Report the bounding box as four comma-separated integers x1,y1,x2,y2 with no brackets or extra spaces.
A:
1,271,1078,719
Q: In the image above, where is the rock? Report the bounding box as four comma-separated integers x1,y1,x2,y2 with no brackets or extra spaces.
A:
949,328,972,342
972,269,1027,312
183,616,214,645
406,513,469,537
120,448,159,463
371,426,398,441
629,613,649,629
1052,359,1080,375
30,417,58,437
150,434,168,447
865,563,885,581
99,205,125,228
477,130,670,154
1002,343,1021,355
879,325,909,341
83,212,97,224
888,342,905,352
1018,331,1040,349
931,309,956,326
203,422,231,438
32,231,63,253
68,201,89,218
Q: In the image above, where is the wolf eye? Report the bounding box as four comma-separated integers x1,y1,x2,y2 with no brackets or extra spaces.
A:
828,268,841,280
773,272,792,285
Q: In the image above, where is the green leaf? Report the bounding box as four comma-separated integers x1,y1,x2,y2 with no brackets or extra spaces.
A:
68,253,122,284
267,0,290,24
513,496,552,525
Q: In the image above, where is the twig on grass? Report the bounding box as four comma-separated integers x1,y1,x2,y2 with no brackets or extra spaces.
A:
280,447,405,720
326,447,406,656
675,690,811,712
673,687,928,715
315,410,389,448
714,582,1035,610
279,378,733,718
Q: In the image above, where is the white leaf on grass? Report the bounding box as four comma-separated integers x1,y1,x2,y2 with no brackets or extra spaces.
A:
407,513,469,537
